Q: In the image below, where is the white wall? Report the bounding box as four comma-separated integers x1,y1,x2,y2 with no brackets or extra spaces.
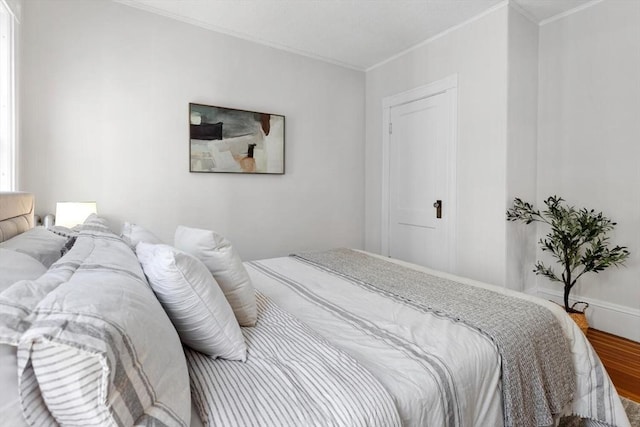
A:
19,0,365,261
537,0,640,340
365,6,509,286
18,0,639,339
505,6,539,292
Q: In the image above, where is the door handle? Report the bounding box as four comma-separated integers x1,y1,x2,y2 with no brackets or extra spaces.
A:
433,200,442,219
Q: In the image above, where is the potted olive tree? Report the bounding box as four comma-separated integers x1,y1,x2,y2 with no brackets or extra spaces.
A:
507,196,630,330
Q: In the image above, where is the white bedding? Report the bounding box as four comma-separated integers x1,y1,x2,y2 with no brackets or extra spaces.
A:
247,257,503,426
187,292,401,427
0,226,69,293
0,211,630,427
0,218,193,427
0,226,66,426
0,343,205,427
0,226,68,268
246,253,631,427
0,249,46,292
0,343,23,426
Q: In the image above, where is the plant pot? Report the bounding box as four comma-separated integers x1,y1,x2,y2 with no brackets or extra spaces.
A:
567,302,589,334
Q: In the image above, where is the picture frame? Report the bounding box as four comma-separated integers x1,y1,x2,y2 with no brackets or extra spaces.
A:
189,103,285,174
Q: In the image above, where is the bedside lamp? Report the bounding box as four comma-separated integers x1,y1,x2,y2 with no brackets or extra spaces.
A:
55,202,98,228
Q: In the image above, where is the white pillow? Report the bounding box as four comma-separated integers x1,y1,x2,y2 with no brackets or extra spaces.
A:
121,222,162,249
0,227,69,268
0,249,47,292
136,242,247,361
174,225,257,327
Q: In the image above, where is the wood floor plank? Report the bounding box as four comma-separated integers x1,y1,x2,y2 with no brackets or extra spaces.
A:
587,328,640,403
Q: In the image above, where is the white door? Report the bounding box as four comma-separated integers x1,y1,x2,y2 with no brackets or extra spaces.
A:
387,89,454,272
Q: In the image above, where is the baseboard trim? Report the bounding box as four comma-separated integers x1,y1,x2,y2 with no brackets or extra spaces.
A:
532,288,640,342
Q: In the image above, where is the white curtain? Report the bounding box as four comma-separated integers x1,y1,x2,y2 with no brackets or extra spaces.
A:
0,0,18,191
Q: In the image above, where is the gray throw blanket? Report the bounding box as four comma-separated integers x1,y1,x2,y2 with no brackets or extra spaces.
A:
291,249,576,427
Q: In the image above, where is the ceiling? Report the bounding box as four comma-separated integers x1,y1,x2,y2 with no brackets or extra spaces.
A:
117,0,599,71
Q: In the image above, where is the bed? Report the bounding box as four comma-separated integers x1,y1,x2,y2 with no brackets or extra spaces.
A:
0,192,631,427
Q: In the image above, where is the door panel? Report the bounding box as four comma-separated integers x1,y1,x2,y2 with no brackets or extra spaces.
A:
388,92,450,271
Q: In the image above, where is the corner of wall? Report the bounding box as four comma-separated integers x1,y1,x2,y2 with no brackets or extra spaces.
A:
536,286,640,342
504,4,539,292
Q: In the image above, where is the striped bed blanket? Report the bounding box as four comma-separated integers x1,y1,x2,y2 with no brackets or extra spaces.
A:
185,292,401,427
291,248,575,427
244,250,630,427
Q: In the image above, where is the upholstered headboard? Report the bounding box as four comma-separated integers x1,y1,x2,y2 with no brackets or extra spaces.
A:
0,192,35,243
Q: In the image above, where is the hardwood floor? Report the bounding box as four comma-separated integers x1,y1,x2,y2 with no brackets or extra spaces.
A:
587,328,640,403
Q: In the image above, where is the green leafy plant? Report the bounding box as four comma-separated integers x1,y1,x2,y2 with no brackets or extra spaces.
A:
507,196,630,312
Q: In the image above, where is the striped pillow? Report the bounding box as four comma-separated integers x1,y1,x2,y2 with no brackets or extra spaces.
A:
18,311,189,427
2,215,191,427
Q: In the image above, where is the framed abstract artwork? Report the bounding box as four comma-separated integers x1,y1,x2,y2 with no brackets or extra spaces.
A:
189,103,285,174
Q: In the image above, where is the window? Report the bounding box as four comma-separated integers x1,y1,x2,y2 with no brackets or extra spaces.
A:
0,0,16,191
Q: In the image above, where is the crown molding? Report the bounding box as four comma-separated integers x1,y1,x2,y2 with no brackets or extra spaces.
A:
113,0,364,71
539,0,604,26
367,1,509,72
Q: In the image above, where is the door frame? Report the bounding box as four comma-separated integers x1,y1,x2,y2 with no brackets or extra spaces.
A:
381,74,458,273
